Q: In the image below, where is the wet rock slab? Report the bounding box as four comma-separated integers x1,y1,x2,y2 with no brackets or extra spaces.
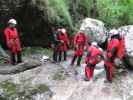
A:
0,58,41,74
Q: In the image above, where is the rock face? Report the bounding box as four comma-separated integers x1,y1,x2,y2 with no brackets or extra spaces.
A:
0,0,51,48
118,25,133,68
80,18,106,43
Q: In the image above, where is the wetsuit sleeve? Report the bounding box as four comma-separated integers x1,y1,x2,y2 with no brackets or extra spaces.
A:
111,47,117,57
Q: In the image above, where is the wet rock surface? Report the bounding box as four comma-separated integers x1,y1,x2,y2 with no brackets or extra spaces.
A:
0,58,41,74
0,50,132,100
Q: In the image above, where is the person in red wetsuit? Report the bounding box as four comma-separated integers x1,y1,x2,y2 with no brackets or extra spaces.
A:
84,42,103,81
4,19,22,65
71,31,87,66
58,28,69,61
51,27,62,63
104,29,125,83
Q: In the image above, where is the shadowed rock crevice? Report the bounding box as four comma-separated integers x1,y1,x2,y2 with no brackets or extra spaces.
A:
0,0,52,48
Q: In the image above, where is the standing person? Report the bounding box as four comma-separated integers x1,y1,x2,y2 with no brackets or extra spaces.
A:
4,19,22,65
104,29,125,83
84,42,103,81
71,30,87,66
58,28,69,61
51,27,62,63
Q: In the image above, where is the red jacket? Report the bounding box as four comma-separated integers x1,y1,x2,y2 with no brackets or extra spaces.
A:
117,36,125,59
74,47,84,56
4,27,21,53
85,45,102,64
73,32,87,56
73,32,86,46
58,33,69,51
106,38,120,59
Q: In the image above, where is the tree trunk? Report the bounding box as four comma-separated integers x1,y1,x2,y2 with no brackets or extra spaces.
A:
91,0,97,18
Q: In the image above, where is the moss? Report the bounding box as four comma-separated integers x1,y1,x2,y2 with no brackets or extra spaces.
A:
36,84,50,93
22,47,52,58
0,80,51,100
26,84,50,95
53,68,65,80
38,48,53,58
0,59,4,64
0,80,17,97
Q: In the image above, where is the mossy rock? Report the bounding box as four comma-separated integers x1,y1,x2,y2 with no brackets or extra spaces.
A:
0,59,41,74
0,80,53,100
0,80,17,96
53,68,66,80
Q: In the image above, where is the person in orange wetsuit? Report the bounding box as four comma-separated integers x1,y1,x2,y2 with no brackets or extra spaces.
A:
104,29,125,83
4,19,22,65
84,42,103,81
58,28,69,61
71,31,87,66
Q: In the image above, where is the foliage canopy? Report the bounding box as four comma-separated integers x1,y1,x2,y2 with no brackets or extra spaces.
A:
34,0,133,29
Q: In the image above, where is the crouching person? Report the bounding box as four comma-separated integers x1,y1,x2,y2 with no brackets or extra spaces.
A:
4,19,22,65
84,42,103,81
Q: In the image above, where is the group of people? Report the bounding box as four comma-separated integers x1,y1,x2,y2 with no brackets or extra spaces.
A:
51,27,69,63
51,27,125,83
3,18,125,83
51,27,87,65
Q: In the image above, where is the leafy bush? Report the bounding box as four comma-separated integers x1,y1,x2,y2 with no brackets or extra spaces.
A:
97,0,133,28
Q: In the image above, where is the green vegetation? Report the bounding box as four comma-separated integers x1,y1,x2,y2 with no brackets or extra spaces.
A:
53,67,66,80
22,47,52,58
35,0,133,30
35,0,73,28
97,0,133,28
0,80,17,98
0,80,51,100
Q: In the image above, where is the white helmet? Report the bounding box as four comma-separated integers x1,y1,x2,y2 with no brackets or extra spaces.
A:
80,27,85,32
109,29,119,36
61,28,66,33
8,19,17,25
91,41,97,46
98,48,103,52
